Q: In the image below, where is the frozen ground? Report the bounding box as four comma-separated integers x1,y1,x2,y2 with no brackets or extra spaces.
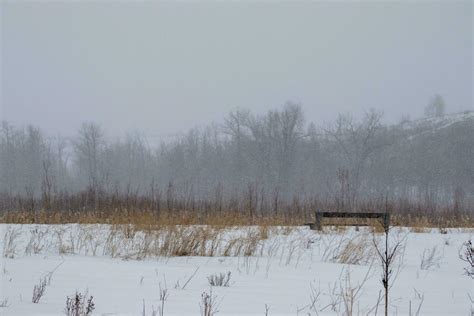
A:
0,224,472,315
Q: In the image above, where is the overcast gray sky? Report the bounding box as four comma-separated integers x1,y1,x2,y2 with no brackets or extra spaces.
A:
1,0,472,137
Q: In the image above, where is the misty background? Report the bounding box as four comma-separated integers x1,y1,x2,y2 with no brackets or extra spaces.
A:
0,1,473,214
1,1,472,137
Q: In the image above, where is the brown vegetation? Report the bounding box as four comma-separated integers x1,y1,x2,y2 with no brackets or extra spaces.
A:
0,190,472,228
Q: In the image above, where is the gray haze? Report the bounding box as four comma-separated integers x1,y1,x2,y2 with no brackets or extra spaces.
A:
1,1,473,137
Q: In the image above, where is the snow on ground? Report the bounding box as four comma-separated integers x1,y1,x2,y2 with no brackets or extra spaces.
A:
0,224,472,315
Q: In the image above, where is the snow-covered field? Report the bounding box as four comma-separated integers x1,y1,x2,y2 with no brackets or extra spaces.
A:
0,224,472,315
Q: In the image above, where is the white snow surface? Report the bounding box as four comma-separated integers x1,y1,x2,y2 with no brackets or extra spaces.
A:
400,111,474,135
0,224,472,315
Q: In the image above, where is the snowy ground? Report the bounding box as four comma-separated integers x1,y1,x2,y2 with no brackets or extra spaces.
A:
0,224,472,315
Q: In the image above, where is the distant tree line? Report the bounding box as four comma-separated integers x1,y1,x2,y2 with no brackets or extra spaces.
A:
1,103,473,215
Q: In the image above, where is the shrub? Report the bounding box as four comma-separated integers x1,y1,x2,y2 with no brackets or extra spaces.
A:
0,298,9,308
420,246,442,270
200,288,220,316
64,291,95,316
3,227,21,258
32,277,48,303
207,272,231,287
459,240,474,278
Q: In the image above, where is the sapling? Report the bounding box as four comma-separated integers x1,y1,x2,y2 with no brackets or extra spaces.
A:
372,217,405,316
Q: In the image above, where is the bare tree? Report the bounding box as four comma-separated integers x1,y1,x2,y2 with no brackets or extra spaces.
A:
245,102,305,197
73,123,105,199
1,103,474,217
223,108,251,188
41,140,56,211
274,102,305,194
324,110,385,209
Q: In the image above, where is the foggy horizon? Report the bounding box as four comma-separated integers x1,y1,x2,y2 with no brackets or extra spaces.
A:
1,1,472,138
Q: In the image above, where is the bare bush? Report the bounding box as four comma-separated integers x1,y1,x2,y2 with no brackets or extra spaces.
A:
0,298,9,308
419,246,442,270
459,240,474,278
3,227,21,258
102,229,122,258
64,291,95,316
81,227,102,256
32,276,48,303
200,288,220,316
55,228,74,255
207,272,231,287
25,227,48,255
158,283,169,316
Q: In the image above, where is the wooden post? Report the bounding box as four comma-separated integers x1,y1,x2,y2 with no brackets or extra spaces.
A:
383,212,390,233
315,211,322,230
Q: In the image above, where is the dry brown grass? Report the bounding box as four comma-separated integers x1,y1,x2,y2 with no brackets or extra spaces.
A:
1,203,472,229
2,223,279,260
335,234,374,265
0,209,304,228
